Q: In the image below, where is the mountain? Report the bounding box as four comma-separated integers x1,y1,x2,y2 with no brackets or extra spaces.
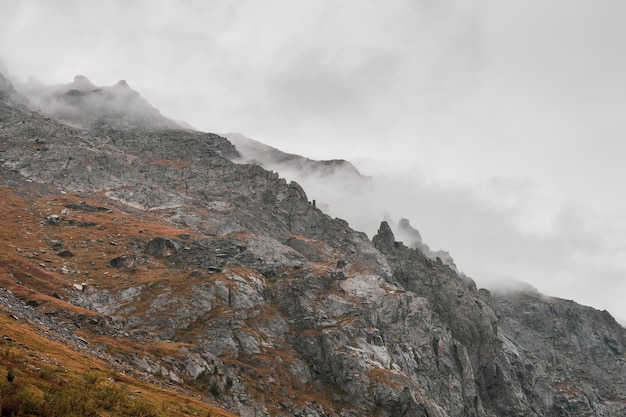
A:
1,73,625,417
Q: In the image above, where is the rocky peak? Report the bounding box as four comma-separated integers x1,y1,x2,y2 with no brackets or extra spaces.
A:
70,74,96,91
397,217,422,244
115,79,129,88
0,71,18,103
0,71,10,93
14,75,182,131
372,220,397,254
110,79,135,97
394,217,458,270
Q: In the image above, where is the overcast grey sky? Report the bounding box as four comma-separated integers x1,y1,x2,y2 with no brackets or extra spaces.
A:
1,0,626,321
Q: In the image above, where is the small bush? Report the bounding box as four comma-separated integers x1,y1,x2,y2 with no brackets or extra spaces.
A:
39,365,58,381
84,371,99,385
6,368,15,384
96,384,127,409
191,370,209,390
16,385,44,415
124,397,158,417
209,379,219,396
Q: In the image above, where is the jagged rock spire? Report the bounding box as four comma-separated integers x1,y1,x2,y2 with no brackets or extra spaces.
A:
0,71,11,97
0,71,19,103
372,221,396,254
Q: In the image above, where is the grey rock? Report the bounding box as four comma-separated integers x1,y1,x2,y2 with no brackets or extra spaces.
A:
371,221,396,254
145,237,180,257
108,254,141,268
45,214,62,225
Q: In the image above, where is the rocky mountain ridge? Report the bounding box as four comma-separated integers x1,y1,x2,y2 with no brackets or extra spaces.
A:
223,132,458,269
14,75,183,131
1,73,625,417
224,132,365,180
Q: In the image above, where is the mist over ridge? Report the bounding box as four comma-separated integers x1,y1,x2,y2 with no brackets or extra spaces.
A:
13,75,183,130
2,65,624,325
2,63,626,416
3,66,624,322
225,132,459,270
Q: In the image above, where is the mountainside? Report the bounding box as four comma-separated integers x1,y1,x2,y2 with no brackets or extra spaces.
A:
1,72,625,417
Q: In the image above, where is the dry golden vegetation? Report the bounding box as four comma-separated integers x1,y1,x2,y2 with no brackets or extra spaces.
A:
0,311,236,417
0,186,237,416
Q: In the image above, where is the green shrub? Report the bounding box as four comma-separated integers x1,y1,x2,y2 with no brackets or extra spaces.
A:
84,371,99,385
209,379,220,396
16,386,44,415
124,397,158,417
6,368,15,384
39,365,58,381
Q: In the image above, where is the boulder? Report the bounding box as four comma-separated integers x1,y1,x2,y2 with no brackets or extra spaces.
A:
108,255,140,268
145,237,180,257
45,214,62,226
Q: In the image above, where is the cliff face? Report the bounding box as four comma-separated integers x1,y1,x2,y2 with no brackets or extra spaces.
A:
491,291,626,416
1,74,625,417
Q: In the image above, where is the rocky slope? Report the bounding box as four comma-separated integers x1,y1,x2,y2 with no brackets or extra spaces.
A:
1,72,625,417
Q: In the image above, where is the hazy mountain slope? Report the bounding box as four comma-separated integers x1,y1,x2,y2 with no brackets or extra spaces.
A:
1,73,625,417
224,132,365,179
15,75,183,131
224,132,458,269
